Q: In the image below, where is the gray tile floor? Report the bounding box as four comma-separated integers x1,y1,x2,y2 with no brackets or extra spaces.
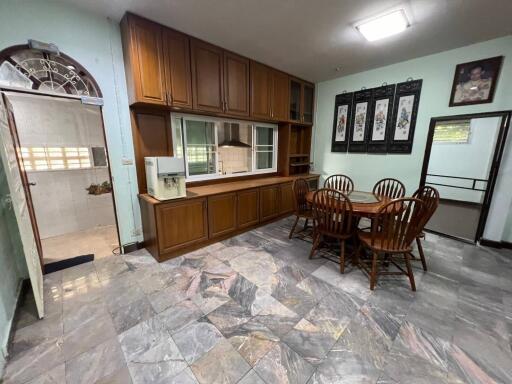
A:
3,217,512,384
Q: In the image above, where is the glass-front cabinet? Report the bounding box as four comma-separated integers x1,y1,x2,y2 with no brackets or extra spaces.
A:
171,113,277,181
289,78,314,124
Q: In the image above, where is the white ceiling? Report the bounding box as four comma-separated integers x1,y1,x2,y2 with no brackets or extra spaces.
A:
64,0,512,82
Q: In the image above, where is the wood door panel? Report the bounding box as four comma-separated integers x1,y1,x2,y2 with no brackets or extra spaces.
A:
250,61,272,119
164,28,192,108
259,185,279,221
208,193,237,238
132,112,173,193
271,70,289,121
191,39,224,113
237,188,259,228
130,15,166,104
279,182,294,214
157,198,208,253
224,52,249,116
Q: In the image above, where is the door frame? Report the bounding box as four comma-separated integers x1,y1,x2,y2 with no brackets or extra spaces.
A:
420,110,511,243
0,86,121,272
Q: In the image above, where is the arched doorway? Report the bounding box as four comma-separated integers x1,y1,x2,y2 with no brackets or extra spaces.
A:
0,44,119,275
0,44,101,97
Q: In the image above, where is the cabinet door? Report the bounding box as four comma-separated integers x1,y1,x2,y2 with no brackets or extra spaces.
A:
224,52,250,117
250,61,272,120
259,185,279,221
126,15,166,105
237,188,259,228
289,78,302,122
157,198,208,254
208,193,237,238
303,83,314,124
271,70,289,121
163,28,192,108
279,183,294,214
191,39,224,113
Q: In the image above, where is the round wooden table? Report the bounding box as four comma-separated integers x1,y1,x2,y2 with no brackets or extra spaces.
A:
305,190,391,217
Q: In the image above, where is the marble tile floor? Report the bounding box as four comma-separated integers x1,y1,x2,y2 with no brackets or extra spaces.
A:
3,216,512,384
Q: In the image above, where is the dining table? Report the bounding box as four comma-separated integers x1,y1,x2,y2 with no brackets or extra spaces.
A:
305,190,391,218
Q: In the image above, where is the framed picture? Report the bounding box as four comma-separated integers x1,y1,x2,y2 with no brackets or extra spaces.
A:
331,92,353,152
449,56,503,107
348,88,372,152
367,84,395,153
389,79,423,153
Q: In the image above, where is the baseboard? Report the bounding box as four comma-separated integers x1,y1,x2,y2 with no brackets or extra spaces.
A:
480,238,512,249
122,241,143,254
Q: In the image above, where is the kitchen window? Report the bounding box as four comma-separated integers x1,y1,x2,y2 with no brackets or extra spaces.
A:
172,114,277,181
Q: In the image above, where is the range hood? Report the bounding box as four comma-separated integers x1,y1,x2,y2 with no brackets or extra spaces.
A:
219,122,251,148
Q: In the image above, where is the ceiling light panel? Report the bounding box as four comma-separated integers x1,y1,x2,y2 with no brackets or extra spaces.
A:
356,9,409,42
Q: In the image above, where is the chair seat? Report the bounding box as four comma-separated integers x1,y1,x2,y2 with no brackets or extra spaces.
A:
298,209,314,219
358,231,412,253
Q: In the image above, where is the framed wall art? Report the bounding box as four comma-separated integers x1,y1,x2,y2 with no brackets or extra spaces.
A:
331,92,353,152
348,88,372,152
367,84,395,153
449,56,503,107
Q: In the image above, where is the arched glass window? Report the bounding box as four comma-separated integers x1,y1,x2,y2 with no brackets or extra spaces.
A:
0,45,101,98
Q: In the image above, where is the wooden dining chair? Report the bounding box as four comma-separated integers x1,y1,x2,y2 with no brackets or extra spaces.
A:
289,178,313,239
324,174,354,193
310,188,354,273
357,198,424,291
411,186,440,271
373,178,405,199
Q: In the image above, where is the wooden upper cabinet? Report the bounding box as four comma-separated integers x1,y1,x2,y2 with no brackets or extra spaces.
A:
289,77,314,124
223,52,250,117
163,28,192,108
122,14,166,105
250,61,272,120
271,70,289,121
191,39,224,113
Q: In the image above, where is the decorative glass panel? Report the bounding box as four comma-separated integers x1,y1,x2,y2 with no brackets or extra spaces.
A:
433,120,471,143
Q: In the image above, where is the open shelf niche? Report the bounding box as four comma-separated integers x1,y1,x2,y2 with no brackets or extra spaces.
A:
277,123,312,176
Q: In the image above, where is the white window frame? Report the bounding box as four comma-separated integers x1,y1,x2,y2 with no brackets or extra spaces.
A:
172,113,278,182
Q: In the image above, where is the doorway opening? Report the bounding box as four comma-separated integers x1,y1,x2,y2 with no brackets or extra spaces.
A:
0,45,119,272
420,111,510,243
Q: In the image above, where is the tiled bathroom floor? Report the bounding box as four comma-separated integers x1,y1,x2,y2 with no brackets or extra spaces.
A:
3,217,512,384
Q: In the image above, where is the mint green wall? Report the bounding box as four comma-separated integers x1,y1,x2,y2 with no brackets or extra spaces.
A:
0,155,27,374
313,35,512,242
0,0,141,245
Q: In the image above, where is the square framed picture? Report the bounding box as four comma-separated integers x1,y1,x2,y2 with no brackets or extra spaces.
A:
389,79,422,153
348,88,372,152
449,56,503,107
368,84,395,153
331,92,353,152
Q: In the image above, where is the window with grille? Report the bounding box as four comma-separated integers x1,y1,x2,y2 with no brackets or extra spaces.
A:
20,147,92,171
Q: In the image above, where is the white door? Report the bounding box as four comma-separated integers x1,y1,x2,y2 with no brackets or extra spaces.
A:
0,93,44,318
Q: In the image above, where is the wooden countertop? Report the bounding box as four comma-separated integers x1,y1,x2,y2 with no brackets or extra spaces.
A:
140,174,320,205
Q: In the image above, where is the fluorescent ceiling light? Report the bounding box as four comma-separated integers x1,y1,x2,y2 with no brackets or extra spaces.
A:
356,9,409,42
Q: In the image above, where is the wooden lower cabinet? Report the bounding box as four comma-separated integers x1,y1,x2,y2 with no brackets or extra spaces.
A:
156,197,208,255
237,188,259,228
259,185,280,221
279,182,294,214
208,193,237,238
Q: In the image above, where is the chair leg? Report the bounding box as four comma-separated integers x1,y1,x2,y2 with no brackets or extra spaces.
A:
289,215,300,239
304,218,309,230
309,232,320,259
339,240,345,274
404,252,416,291
370,252,379,290
416,236,427,271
